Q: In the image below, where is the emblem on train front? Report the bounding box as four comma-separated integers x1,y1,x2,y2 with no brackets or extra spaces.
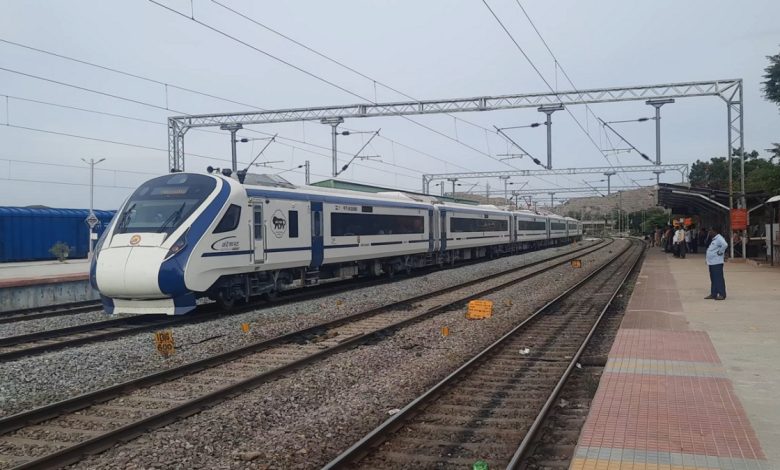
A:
129,234,141,246
271,210,286,238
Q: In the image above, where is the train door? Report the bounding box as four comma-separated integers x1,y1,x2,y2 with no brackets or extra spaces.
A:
439,210,447,252
310,201,324,268
252,205,265,263
428,209,435,252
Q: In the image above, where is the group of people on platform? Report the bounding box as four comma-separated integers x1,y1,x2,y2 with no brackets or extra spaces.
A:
647,223,729,301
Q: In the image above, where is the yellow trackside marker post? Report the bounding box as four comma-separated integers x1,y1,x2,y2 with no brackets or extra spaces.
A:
154,330,175,357
466,300,493,319
241,323,250,333
441,326,450,337
571,259,582,268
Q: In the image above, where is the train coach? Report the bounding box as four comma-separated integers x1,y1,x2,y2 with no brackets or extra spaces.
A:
91,172,581,315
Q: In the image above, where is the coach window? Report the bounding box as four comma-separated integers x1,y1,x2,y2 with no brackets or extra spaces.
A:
253,207,263,240
330,213,424,236
518,220,546,231
289,210,299,238
214,204,241,234
450,217,508,232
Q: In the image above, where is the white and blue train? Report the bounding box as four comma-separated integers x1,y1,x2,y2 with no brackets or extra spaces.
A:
90,172,582,315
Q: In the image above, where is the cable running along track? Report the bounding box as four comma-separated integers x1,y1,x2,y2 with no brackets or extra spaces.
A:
0,240,614,469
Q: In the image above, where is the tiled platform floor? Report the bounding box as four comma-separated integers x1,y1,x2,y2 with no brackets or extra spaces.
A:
570,248,770,470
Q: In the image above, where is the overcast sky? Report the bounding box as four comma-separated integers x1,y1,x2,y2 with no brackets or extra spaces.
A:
1,0,779,210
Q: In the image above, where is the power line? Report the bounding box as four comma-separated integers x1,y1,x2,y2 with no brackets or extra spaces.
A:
209,0,510,153
148,0,522,172
1,39,467,178
0,37,265,112
2,92,421,180
511,1,644,187
481,1,626,182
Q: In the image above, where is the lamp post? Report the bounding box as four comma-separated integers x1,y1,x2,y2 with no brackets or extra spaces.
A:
81,157,105,260
646,98,675,183
219,123,243,173
538,104,565,169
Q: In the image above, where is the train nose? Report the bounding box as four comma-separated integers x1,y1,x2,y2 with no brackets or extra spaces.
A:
95,237,169,298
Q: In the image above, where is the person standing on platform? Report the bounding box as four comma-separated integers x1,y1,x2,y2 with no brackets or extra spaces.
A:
673,226,686,258
685,226,694,254
705,227,728,300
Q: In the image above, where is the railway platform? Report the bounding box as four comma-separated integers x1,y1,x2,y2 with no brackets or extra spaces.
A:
571,247,779,470
0,259,94,312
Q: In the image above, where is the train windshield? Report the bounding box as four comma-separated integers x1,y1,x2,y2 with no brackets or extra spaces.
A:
115,174,217,235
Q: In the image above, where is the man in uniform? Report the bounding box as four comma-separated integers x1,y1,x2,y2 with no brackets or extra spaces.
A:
705,227,728,300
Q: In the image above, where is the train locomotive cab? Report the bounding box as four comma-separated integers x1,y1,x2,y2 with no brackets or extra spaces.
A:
91,172,240,315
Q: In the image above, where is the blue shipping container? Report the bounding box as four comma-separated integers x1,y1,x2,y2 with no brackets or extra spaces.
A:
0,207,116,262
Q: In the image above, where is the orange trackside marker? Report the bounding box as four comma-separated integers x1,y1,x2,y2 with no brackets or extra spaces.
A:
154,330,175,357
241,323,250,333
571,259,582,268
441,326,450,337
466,300,494,319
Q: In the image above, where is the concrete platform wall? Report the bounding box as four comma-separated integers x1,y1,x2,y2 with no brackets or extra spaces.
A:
0,279,99,312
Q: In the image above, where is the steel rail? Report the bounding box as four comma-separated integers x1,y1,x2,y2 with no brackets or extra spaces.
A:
0,238,607,433
1,240,612,469
322,239,641,469
506,241,645,468
0,300,103,325
0,240,591,361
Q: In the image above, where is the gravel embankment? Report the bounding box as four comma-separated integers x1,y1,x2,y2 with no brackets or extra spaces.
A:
0,310,123,339
0,240,599,418
74,239,628,469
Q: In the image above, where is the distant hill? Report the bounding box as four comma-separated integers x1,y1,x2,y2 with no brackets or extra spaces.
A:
553,187,658,220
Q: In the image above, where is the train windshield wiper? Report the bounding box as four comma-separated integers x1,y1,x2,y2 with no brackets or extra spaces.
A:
116,203,136,233
158,203,186,234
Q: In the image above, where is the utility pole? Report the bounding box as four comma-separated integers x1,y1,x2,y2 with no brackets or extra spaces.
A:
304,160,310,185
538,104,564,169
499,175,510,203
447,178,458,197
321,117,344,177
81,157,105,260
485,182,490,200
220,123,243,173
604,171,616,195
646,98,674,184
548,192,555,209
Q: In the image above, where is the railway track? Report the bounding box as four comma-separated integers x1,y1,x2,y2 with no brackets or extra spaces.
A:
0,241,602,363
0,301,103,325
0,239,614,469
323,239,644,469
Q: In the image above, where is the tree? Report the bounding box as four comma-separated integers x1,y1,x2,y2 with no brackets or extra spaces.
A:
763,48,780,107
689,149,766,192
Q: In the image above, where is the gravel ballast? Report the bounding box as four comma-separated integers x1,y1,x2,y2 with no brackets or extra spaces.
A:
67,239,628,469
0,241,600,418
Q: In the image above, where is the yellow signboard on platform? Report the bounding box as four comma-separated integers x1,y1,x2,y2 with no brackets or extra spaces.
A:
154,330,175,357
466,300,494,319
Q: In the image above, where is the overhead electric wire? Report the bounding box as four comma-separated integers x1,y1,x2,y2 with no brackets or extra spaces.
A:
0,38,469,176
481,0,631,189
147,0,522,173
512,1,647,187
209,0,513,151
0,69,420,182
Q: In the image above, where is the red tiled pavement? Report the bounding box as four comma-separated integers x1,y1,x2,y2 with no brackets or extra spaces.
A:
569,248,769,469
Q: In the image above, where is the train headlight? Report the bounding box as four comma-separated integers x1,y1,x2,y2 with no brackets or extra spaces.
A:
165,228,189,260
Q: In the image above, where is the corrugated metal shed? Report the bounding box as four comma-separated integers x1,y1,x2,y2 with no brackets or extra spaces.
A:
0,207,115,262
